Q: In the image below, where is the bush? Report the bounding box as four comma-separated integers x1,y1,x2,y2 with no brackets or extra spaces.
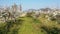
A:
41,26,60,34
0,18,23,34
50,17,56,21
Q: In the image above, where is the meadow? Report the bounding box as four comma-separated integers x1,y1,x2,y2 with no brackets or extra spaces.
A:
0,13,60,34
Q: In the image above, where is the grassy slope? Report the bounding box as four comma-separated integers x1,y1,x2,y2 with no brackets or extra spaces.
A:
18,17,45,34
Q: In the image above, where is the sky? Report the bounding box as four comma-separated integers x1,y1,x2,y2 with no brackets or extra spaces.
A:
0,0,60,10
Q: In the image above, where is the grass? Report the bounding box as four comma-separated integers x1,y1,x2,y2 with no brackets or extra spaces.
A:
0,14,60,34
18,17,46,34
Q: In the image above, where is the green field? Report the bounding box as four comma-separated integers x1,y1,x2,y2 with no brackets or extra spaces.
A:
0,15,60,34
18,17,46,34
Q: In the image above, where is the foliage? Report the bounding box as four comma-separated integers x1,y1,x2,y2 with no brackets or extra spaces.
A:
41,26,60,34
26,11,35,17
0,14,60,34
50,17,56,21
0,18,23,34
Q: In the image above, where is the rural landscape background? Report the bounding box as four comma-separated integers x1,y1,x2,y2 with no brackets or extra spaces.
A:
0,0,60,34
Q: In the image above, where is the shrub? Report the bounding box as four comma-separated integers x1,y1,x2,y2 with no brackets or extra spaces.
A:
0,18,23,34
50,17,56,21
41,26,60,34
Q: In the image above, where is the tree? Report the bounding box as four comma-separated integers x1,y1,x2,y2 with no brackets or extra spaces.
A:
26,11,35,17
11,3,18,19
